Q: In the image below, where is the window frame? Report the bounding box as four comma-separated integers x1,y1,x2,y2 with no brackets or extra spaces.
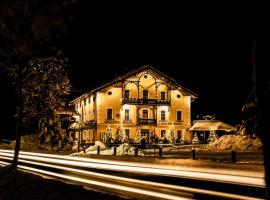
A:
176,110,182,121
142,109,148,119
161,130,166,138
124,109,130,120
161,110,166,121
143,90,148,99
177,130,182,140
106,108,113,120
124,90,130,99
160,91,166,100
125,129,130,138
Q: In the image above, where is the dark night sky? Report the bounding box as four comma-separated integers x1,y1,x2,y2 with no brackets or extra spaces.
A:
0,5,255,138
69,9,254,125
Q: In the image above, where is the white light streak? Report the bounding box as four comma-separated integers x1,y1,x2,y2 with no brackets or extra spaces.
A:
19,165,190,200
0,150,265,188
0,156,261,200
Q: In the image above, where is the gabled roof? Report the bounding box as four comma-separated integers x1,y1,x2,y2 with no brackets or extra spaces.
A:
70,65,198,104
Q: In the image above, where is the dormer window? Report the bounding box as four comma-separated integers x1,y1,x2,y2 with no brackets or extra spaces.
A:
124,90,130,99
161,91,166,100
143,90,148,99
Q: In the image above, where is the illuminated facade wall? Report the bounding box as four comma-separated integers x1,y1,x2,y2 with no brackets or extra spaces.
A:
72,67,196,143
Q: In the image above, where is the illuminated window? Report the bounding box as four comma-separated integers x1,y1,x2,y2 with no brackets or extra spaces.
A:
177,94,181,98
107,108,113,120
177,130,182,139
161,110,166,120
125,129,130,138
143,90,148,99
161,91,166,100
161,130,166,138
108,91,112,95
125,109,129,120
176,111,182,121
124,90,130,99
142,109,148,119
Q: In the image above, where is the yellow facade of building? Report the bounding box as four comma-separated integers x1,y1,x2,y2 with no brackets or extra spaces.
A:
70,65,197,144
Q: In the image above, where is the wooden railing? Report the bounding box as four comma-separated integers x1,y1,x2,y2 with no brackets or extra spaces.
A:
138,118,157,125
122,98,170,105
105,119,120,124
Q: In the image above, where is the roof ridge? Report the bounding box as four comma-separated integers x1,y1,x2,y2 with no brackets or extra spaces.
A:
70,65,198,103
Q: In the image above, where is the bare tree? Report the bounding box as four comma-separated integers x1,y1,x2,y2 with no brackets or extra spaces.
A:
0,0,76,169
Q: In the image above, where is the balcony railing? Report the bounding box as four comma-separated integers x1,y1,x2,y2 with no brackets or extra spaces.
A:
123,119,133,124
174,120,184,125
159,120,173,125
122,98,170,105
122,98,138,104
157,99,171,105
138,118,157,125
105,119,119,124
84,120,97,127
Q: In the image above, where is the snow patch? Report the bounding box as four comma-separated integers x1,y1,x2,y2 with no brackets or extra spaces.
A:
116,143,144,156
86,141,108,152
0,134,40,151
207,134,263,151
72,142,144,156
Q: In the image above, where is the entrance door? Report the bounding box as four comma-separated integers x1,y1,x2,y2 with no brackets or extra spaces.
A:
141,129,149,143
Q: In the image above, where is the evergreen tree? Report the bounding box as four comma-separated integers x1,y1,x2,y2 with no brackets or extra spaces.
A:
207,130,218,143
192,133,199,144
114,128,123,144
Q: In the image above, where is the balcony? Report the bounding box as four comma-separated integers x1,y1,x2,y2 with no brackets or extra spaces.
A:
122,98,139,104
174,120,184,125
157,99,171,105
84,120,97,128
122,98,170,105
123,119,133,124
105,119,119,124
159,120,174,125
138,118,157,125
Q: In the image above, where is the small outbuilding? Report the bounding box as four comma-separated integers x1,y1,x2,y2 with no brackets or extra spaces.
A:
189,120,237,143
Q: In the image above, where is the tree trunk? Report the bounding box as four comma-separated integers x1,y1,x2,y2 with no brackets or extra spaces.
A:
12,66,23,169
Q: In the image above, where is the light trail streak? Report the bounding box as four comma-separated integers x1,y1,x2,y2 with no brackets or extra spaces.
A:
18,164,191,200
0,149,264,179
0,151,265,188
0,156,262,200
